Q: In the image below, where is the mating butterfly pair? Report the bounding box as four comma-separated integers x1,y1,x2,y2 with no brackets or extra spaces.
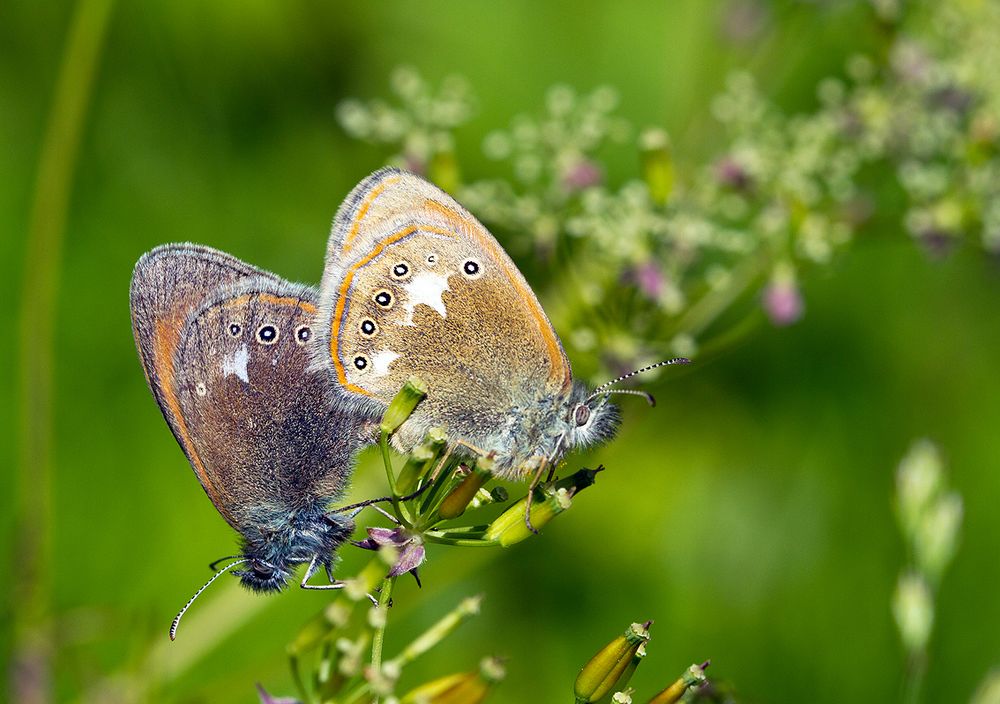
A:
131,169,676,638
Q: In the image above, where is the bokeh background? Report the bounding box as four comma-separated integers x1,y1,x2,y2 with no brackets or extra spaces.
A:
4,1,1000,702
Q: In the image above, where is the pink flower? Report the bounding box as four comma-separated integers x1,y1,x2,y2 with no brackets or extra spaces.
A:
762,279,804,326
629,261,665,300
562,159,603,192
715,157,752,191
354,526,426,581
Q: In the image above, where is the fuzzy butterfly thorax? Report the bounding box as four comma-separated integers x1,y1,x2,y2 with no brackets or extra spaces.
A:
314,169,621,478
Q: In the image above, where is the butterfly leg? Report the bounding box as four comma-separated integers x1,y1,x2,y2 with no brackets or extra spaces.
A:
426,438,488,481
300,554,346,590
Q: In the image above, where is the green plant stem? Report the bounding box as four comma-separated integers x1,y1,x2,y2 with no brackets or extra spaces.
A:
386,595,482,669
902,650,928,704
674,252,769,340
424,532,499,548
370,575,397,702
380,431,410,528
14,0,115,702
288,653,314,704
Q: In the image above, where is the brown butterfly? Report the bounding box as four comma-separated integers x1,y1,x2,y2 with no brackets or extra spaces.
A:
313,169,685,486
130,244,370,638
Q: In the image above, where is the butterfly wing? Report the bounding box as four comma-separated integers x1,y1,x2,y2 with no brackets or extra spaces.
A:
172,276,364,530
130,245,362,529
316,169,572,456
131,245,277,510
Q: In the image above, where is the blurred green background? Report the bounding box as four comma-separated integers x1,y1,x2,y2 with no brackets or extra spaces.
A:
4,1,1000,702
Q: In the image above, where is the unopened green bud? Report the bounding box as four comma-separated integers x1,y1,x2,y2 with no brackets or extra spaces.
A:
286,599,353,656
397,427,448,494
381,377,427,435
646,662,709,704
971,668,1000,704
485,467,603,547
400,656,505,704
896,439,943,539
640,128,673,206
915,491,963,584
438,457,495,520
595,643,645,704
893,572,934,653
485,487,572,546
574,621,652,703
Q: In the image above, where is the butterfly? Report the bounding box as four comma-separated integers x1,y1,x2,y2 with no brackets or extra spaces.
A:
313,168,685,486
130,244,370,638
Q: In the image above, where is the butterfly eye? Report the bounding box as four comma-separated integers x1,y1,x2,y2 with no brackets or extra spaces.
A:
257,325,279,345
228,323,242,337
462,259,483,279
391,262,411,280
373,290,394,308
359,319,378,337
353,355,369,370
295,326,311,345
252,561,274,578
574,404,591,427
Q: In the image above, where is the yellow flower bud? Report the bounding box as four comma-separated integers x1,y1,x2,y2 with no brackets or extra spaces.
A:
574,622,651,703
645,662,708,704
400,656,505,704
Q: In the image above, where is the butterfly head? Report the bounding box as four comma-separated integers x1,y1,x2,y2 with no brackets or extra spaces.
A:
234,508,354,594
559,381,622,455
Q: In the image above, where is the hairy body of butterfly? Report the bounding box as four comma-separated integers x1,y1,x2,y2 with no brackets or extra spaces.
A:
314,169,621,480
130,244,368,596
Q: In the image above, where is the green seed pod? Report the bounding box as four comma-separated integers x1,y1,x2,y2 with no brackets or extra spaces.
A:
400,656,505,704
640,128,673,206
381,377,427,435
397,427,448,494
484,466,604,546
484,487,572,546
574,621,652,703
645,662,708,704
438,456,495,520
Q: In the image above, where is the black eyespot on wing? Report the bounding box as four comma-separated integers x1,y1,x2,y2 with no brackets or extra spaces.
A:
353,355,368,370
360,319,378,337
426,253,437,265
391,262,410,279
373,290,393,308
462,259,483,279
295,325,311,345
257,324,278,345
229,323,241,337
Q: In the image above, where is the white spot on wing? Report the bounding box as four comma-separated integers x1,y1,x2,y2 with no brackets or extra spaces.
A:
222,345,249,383
370,350,400,377
401,271,450,325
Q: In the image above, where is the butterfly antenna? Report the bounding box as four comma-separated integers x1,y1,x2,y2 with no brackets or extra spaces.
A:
586,388,657,406
592,358,690,394
207,555,241,571
169,559,247,641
